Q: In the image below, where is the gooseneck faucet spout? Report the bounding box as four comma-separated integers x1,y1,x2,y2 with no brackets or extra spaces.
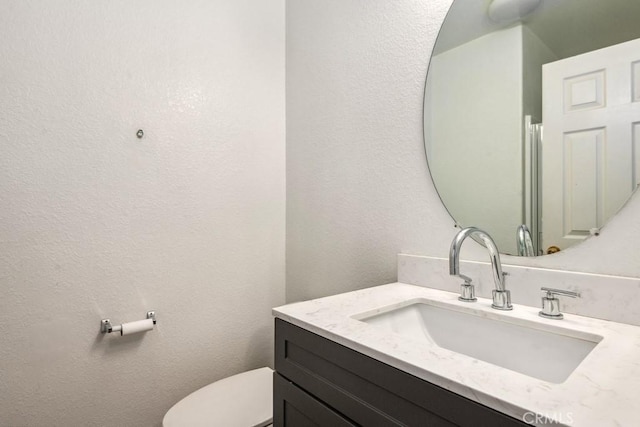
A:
449,227,512,310
516,224,535,257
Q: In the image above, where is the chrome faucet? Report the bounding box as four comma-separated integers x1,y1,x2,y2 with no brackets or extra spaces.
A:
516,224,535,257
449,227,512,310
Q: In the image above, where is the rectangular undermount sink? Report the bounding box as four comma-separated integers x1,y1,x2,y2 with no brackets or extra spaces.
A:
354,300,602,383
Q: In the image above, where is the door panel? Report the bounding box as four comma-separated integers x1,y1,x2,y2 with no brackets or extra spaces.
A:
542,38,640,250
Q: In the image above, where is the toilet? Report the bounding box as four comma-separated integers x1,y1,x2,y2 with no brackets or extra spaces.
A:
163,367,273,427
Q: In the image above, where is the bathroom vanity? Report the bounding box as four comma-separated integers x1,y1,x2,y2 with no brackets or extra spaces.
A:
272,283,640,426
274,319,524,426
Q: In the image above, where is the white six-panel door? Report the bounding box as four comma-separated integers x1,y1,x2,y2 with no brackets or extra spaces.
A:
542,38,640,251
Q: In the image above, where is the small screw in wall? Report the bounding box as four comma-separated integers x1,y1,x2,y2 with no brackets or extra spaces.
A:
136,129,144,139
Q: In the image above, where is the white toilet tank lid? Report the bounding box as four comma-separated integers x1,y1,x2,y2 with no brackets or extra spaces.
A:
163,367,273,427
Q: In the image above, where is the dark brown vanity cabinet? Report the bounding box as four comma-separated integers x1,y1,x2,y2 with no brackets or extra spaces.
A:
274,318,528,427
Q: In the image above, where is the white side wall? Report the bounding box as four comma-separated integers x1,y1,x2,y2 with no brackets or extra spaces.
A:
286,0,640,305
427,26,524,255
522,25,559,121
0,1,285,426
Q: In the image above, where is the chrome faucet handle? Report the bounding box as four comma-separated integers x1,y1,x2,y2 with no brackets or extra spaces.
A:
458,278,477,302
539,287,580,320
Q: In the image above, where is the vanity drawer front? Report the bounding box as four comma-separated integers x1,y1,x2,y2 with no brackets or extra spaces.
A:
274,372,357,426
275,319,526,427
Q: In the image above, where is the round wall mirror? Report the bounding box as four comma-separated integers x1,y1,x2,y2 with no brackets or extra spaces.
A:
424,0,640,256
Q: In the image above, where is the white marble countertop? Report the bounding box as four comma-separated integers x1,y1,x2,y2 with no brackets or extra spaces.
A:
273,283,640,427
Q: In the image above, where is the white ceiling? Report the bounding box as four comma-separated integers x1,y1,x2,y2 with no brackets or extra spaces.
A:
434,0,640,60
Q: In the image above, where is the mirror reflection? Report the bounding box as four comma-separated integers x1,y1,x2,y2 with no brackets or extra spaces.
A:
424,0,640,256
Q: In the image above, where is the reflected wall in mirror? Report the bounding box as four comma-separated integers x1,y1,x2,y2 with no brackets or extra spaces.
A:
424,0,640,256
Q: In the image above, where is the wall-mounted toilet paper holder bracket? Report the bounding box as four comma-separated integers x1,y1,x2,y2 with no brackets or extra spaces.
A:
101,311,156,334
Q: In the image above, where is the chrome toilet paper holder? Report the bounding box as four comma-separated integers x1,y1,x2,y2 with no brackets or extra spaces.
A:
101,311,156,334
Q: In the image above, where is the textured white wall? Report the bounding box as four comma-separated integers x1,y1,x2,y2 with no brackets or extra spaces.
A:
0,1,284,426
286,0,640,304
286,0,453,302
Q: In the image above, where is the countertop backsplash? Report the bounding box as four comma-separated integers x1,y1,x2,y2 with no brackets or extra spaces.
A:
398,254,640,326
